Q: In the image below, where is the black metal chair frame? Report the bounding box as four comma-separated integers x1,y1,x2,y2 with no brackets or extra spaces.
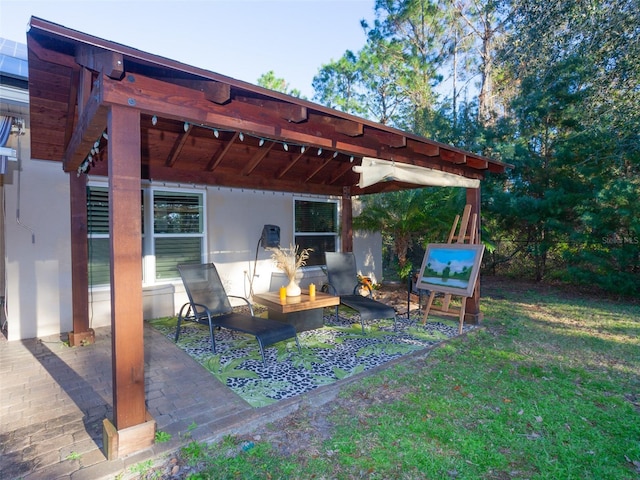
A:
175,263,300,365
324,252,397,333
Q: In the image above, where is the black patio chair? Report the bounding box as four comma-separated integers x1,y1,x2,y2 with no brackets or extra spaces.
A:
324,252,397,333
175,263,300,365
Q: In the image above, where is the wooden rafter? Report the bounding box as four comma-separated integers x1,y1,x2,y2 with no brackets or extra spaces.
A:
275,147,307,178
306,156,335,183
242,141,275,176
205,131,240,171
165,123,193,167
329,161,357,185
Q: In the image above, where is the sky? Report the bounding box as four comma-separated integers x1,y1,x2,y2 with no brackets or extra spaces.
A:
0,0,375,99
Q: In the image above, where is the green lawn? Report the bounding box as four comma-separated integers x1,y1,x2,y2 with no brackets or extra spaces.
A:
145,278,640,479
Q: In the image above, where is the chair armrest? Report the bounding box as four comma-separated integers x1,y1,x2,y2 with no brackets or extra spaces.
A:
325,283,338,296
353,282,374,298
228,295,255,316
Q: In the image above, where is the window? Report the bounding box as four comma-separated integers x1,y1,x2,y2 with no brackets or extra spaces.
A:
152,190,204,279
294,199,339,266
87,186,204,286
87,187,111,286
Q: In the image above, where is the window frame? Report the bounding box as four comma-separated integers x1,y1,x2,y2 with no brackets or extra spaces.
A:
148,186,206,282
292,196,340,267
86,182,206,287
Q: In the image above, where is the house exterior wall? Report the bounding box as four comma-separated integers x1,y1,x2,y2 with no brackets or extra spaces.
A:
0,43,382,342
2,131,382,340
3,129,75,340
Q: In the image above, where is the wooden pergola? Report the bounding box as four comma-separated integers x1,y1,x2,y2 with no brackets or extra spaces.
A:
25,17,509,458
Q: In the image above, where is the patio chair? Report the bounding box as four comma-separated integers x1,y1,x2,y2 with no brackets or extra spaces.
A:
324,252,397,333
175,263,300,365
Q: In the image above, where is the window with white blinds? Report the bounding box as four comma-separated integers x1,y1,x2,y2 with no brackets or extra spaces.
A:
87,186,204,286
152,190,203,280
294,199,339,266
87,187,112,286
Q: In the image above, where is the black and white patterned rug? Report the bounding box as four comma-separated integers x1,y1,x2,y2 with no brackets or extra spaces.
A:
149,309,470,407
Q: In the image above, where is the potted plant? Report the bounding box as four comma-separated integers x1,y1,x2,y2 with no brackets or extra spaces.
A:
270,244,312,297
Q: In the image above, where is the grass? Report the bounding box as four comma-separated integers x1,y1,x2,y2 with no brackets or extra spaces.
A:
162,278,640,479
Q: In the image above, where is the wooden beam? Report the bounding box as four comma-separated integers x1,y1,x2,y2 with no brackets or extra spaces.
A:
440,149,467,164
306,157,334,183
276,148,308,179
236,96,308,123
108,105,147,430
242,141,275,176
466,157,489,169
329,161,356,185
315,115,364,137
68,173,94,346
172,79,231,104
101,73,280,139
333,141,379,158
367,129,407,148
76,45,125,79
165,123,193,167
341,187,353,253
203,82,231,104
205,131,239,171
64,73,109,172
410,140,440,157
147,163,345,196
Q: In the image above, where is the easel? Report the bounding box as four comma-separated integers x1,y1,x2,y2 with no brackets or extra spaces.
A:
421,204,477,334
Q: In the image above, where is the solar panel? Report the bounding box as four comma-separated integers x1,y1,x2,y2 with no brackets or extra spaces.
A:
0,38,28,80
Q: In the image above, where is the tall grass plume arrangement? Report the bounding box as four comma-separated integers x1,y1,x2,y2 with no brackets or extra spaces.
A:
270,244,312,280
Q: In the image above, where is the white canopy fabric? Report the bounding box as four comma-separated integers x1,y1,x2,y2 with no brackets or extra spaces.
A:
353,157,481,189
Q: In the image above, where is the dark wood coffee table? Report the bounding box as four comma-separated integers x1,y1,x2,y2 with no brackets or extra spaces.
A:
253,290,340,332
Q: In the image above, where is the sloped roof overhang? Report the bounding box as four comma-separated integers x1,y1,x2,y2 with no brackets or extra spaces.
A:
25,16,510,197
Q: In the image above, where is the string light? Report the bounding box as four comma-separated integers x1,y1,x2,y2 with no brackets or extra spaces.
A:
77,131,108,176
140,118,360,165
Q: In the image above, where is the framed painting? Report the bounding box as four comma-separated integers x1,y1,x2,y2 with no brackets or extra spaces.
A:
416,243,485,297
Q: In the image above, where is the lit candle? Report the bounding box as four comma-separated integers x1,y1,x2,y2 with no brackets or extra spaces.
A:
279,286,287,302
309,283,316,298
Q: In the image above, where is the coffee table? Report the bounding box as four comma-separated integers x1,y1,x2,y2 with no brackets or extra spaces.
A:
252,290,340,332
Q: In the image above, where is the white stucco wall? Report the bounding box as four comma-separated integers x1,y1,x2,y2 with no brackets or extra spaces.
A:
3,150,382,340
3,131,74,340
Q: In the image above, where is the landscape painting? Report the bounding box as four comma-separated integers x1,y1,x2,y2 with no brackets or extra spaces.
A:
416,243,485,297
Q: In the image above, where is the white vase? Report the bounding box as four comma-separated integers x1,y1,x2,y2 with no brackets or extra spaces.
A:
285,278,301,297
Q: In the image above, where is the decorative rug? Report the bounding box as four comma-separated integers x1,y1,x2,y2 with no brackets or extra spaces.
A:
148,308,470,407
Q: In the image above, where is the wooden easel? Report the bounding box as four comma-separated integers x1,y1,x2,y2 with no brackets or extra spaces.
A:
421,204,477,334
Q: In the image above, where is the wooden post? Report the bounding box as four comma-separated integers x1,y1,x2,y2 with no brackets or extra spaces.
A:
68,173,94,346
341,186,353,253
107,105,148,430
68,67,95,346
465,187,482,324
